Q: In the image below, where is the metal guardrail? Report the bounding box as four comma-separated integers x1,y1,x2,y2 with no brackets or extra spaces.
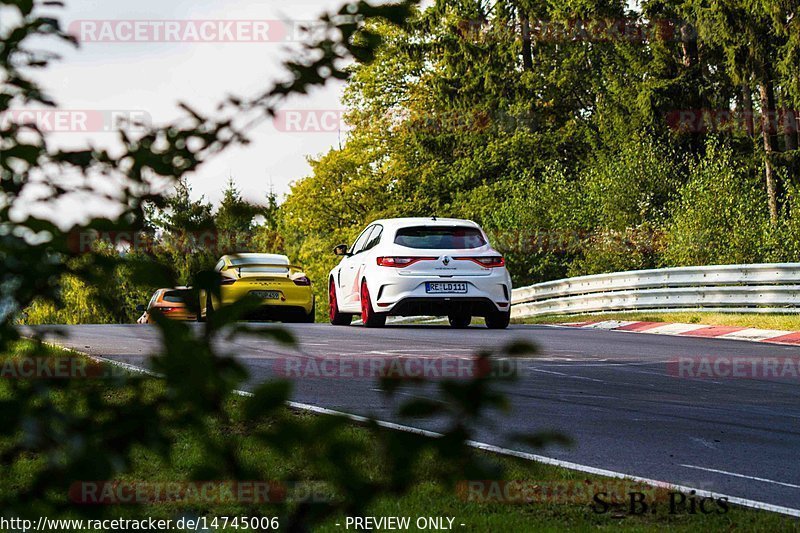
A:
510,263,800,317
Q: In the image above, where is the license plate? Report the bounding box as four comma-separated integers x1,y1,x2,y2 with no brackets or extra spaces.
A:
250,290,281,300
425,282,467,294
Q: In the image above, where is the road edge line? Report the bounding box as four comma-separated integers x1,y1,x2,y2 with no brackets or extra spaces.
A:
38,341,800,519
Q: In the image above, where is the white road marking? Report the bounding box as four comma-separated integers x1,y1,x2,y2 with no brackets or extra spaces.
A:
39,339,800,519
529,368,605,383
680,464,800,489
584,320,638,329
719,328,792,342
689,437,718,450
542,360,670,367
645,323,708,335
361,350,474,356
282,399,800,518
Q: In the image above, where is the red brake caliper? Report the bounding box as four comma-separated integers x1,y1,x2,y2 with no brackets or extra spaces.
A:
361,282,370,322
329,282,337,320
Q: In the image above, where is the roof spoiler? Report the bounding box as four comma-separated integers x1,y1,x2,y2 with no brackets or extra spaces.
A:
232,263,304,275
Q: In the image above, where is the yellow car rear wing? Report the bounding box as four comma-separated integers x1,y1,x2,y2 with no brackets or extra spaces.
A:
231,263,304,278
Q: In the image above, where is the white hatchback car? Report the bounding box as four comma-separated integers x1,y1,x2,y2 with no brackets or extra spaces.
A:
328,217,512,328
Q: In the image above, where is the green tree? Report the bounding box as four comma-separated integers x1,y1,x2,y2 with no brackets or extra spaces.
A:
662,140,771,265
215,178,261,234
147,179,217,284
680,0,794,223
152,178,216,233
8,3,562,529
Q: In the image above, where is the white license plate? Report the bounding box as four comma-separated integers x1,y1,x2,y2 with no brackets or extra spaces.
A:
425,282,467,294
250,290,281,299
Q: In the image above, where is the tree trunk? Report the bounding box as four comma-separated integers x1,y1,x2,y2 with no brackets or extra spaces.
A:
680,24,698,68
521,15,532,71
797,77,800,150
760,80,779,224
742,84,755,137
782,94,798,187
784,110,798,151
784,108,798,189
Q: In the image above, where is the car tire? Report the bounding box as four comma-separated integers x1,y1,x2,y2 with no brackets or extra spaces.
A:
448,314,471,328
485,310,510,329
204,292,215,321
303,300,316,323
196,293,206,322
329,279,352,326
360,280,386,328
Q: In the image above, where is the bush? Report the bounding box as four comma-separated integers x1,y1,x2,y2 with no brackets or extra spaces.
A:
454,165,588,286
661,141,771,266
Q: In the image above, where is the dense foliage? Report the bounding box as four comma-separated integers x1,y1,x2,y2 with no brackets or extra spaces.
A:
3,1,568,529
19,1,800,323
278,0,800,315
6,0,800,527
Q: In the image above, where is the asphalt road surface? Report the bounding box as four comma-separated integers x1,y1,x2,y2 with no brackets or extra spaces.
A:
29,322,800,513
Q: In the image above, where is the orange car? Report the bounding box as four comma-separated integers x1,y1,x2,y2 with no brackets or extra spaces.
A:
137,288,196,323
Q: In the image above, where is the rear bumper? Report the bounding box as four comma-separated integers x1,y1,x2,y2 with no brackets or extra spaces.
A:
218,285,314,314
371,272,511,315
244,305,312,321
145,310,196,322
387,297,504,317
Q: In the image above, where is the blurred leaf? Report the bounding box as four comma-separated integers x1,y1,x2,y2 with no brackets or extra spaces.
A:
245,381,292,419
509,431,573,449
226,324,296,345
398,398,444,418
502,340,538,356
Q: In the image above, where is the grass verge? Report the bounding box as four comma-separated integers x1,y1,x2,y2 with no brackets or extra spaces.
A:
1,340,796,531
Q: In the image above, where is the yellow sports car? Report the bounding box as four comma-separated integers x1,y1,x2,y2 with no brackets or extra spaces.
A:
198,253,315,323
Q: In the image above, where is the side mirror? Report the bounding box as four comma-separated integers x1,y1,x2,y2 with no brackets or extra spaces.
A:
136,304,146,312
333,244,349,256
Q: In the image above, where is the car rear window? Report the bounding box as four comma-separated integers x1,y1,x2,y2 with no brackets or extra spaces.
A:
162,290,190,303
394,226,487,249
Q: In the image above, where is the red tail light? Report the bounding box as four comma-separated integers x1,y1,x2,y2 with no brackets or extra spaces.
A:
376,257,436,267
454,256,505,267
159,307,178,313
293,276,311,286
